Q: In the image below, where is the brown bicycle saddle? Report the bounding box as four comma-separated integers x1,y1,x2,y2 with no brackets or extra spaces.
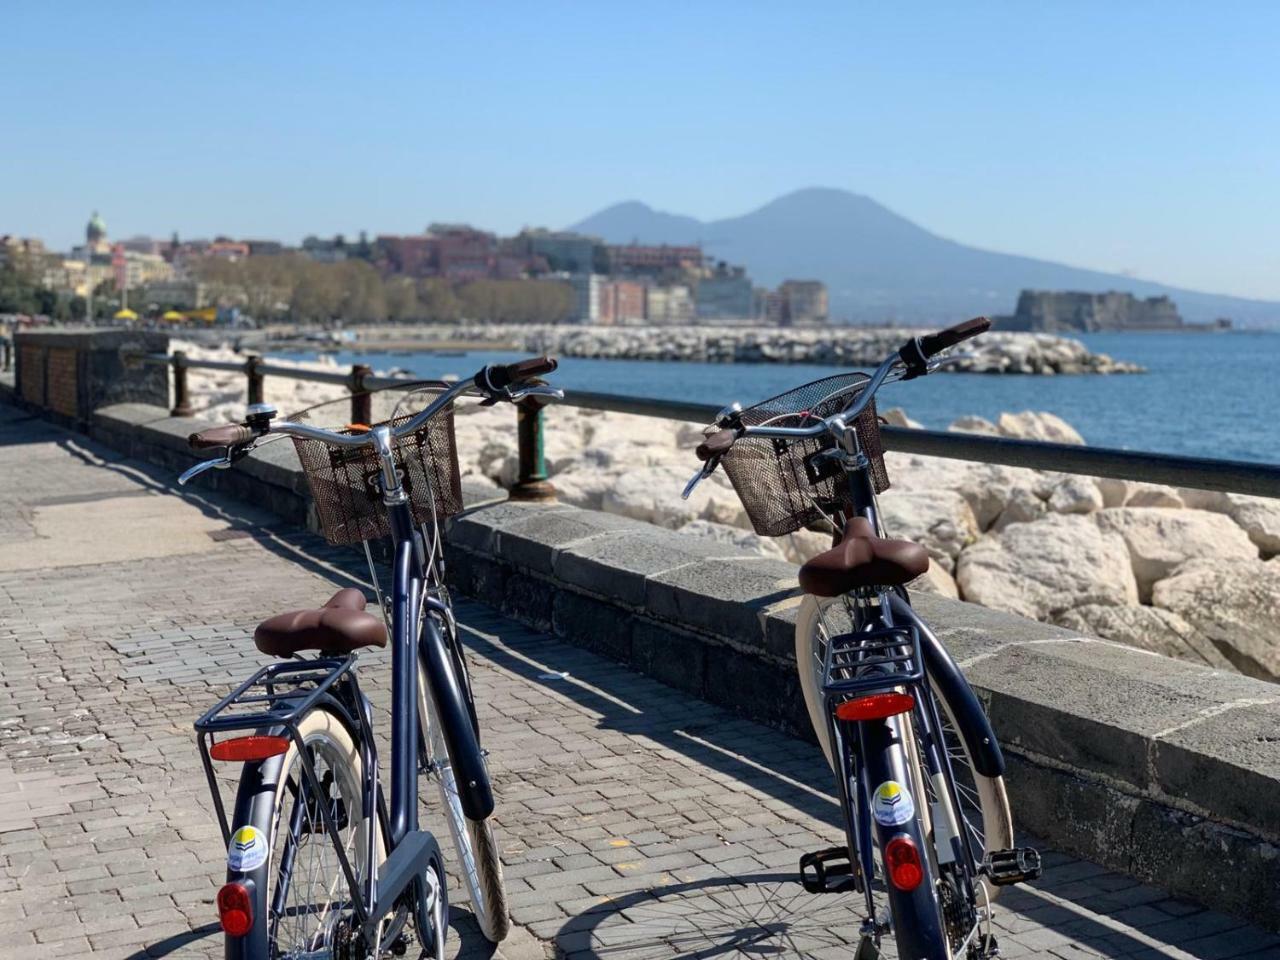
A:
798,517,929,597
254,587,388,657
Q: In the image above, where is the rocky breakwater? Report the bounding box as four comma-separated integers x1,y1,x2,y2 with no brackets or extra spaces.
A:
450,400,1278,684
179,343,1275,681
372,323,1143,375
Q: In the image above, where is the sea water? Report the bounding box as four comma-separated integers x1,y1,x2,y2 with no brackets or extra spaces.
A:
272,331,1278,464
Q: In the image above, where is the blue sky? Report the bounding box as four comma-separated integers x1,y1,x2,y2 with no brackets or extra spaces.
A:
3,2,1277,299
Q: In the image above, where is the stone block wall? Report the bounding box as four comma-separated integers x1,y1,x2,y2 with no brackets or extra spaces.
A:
14,327,169,427
81,401,1280,930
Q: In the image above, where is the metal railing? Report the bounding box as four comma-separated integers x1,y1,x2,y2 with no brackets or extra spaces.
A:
0,336,13,373
140,352,1280,502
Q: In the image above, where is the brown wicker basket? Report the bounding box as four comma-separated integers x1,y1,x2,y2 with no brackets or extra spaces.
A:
719,372,889,537
287,384,463,546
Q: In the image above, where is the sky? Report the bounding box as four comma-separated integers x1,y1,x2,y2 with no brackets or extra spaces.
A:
3,2,1278,300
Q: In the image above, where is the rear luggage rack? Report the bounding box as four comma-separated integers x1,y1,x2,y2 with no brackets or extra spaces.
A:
195,656,360,843
823,624,924,696
195,656,356,734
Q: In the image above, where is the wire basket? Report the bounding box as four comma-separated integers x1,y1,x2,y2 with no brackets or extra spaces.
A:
287,383,463,546
719,372,890,537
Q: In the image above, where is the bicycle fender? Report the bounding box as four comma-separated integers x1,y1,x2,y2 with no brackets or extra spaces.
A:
890,594,1005,778
419,619,495,821
222,749,288,960
218,698,362,960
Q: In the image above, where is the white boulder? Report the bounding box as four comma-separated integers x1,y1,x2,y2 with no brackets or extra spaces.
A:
996,411,1085,445
876,490,979,573
1152,558,1280,680
1094,507,1257,601
955,514,1138,620
1048,476,1104,515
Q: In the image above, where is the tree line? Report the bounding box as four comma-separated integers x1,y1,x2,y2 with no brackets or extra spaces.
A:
192,255,574,324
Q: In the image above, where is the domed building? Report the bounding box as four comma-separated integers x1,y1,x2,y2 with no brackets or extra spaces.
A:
85,211,109,255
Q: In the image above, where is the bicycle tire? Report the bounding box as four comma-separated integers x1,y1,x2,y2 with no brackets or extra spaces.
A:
224,706,386,960
418,637,510,942
795,594,1013,900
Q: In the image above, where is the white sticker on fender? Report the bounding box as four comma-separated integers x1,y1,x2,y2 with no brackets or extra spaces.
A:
871,780,916,826
227,825,269,872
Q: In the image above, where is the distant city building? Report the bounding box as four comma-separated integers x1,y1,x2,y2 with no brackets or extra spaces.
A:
84,211,109,255
0,235,47,266
301,235,349,263
695,262,753,321
376,235,436,277
1002,290,1183,332
246,240,285,257
206,240,251,261
776,279,828,325
112,246,174,292
563,273,604,323
645,284,696,325
606,243,702,277
143,279,208,309
511,230,601,275
430,224,496,281
117,235,161,255
597,280,646,325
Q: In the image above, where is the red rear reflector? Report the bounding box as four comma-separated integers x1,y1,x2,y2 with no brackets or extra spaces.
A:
885,835,924,891
210,736,290,762
835,692,915,722
217,881,253,936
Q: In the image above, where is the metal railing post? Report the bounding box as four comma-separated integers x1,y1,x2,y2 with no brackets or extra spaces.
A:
508,396,556,501
245,354,264,407
349,363,373,425
1,338,10,372
170,351,194,417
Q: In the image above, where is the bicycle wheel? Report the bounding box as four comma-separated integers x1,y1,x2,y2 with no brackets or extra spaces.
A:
231,706,386,959
795,595,1013,901
417,653,510,943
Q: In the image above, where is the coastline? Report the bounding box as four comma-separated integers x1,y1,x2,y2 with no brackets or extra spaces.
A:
261,323,1144,374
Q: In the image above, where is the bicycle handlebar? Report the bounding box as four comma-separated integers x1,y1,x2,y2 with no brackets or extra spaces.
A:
184,355,560,458
189,423,256,450
918,316,990,358
694,319,991,464
475,356,558,393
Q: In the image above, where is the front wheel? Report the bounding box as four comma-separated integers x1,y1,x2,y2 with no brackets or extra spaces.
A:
418,656,511,943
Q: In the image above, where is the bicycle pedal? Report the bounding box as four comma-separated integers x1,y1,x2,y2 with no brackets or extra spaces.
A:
982,847,1042,886
800,847,862,894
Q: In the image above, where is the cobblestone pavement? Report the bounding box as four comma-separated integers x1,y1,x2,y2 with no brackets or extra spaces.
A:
2,402,1278,960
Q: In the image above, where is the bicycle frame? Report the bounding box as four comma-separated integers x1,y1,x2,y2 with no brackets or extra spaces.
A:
194,424,486,954
818,421,1002,954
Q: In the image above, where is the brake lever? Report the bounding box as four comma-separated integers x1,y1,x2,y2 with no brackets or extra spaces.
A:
178,455,233,486
927,351,978,373
682,460,718,500
507,384,565,402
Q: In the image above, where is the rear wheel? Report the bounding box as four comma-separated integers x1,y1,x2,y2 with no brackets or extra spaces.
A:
261,707,393,959
796,595,1013,901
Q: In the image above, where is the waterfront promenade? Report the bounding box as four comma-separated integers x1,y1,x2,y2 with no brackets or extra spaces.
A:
2,400,1278,960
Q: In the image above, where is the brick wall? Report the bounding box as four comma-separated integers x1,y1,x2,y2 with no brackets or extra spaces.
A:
19,345,44,405
46,347,78,417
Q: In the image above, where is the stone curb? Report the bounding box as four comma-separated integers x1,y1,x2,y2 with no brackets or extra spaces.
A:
88,402,1280,930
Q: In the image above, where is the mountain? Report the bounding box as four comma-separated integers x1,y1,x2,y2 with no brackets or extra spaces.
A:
570,188,1279,326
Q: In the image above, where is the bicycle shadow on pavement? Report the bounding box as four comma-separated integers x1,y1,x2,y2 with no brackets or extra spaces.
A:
456,610,1272,960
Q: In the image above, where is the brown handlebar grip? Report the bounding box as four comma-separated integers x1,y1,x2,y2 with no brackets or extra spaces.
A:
503,356,558,383
695,428,737,462
919,316,991,358
188,424,254,450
